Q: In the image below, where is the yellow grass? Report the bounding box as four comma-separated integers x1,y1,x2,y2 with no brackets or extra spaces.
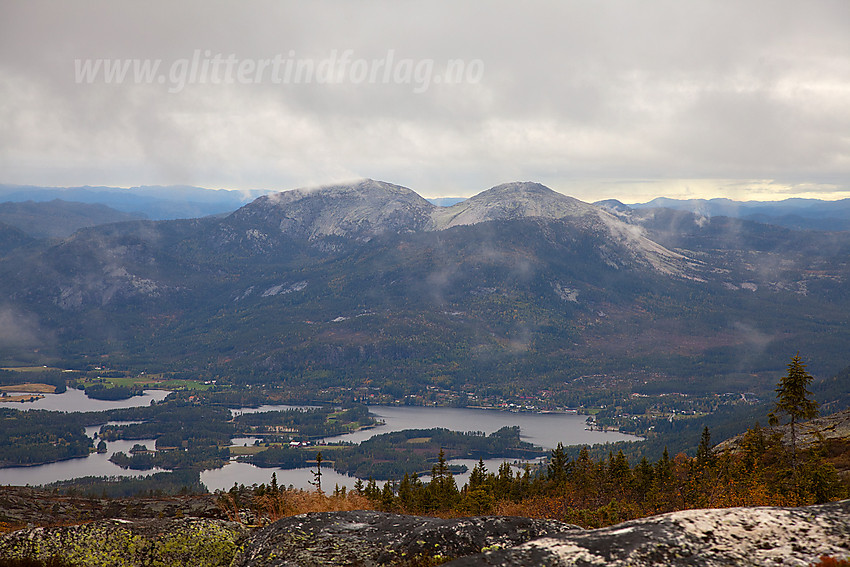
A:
0,394,45,403
0,383,56,393
219,488,375,525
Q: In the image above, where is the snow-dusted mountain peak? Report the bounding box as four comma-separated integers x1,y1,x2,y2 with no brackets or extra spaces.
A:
233,179,433,241
429,181,596,230
231,179,693,275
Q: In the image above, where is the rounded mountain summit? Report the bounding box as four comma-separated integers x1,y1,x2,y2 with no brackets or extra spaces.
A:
231,178,688,274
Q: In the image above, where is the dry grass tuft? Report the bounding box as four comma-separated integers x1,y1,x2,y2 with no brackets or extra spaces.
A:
219,488,375,525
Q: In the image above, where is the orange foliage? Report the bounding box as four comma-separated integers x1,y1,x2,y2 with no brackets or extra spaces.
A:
219,488,375,525
810,557,850,567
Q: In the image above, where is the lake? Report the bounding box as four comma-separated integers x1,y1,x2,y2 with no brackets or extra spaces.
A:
204,406,637,491
230,403,321,417
325,405,636,449
2,388,170,412
1,404,639,491
200,461,367,492
0,422,163,486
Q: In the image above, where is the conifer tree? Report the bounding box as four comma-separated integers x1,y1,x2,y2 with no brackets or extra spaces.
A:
548,442,568,484
770,353,819,470
469,458,488,490
696,426,713,468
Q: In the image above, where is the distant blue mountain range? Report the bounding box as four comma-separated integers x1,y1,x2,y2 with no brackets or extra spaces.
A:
4,184,849,231
0,184,270,221
626,197,850,231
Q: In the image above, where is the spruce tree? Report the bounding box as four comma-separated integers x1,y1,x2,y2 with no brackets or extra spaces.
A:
696,426,713,468
770,353,819,471
548,442,568,483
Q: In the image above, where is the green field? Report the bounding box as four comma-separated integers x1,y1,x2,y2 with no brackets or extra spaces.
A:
78,375,220,391
1,366,71,373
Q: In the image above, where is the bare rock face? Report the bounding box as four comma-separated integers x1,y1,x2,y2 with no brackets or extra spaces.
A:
446,500,850,567
428,181,691,276
231,510,577,566
232,179,435,242
430,182,604,231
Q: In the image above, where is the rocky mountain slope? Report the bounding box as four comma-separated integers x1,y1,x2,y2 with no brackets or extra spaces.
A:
2,502,847,566
1,179,850,390
231,179,691,274
718,409,850,453
715,409,850,484
232,179,435,242
430,182,691,276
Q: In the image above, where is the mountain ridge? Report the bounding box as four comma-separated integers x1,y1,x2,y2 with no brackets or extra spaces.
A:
2,178,850,394
231,179,692,276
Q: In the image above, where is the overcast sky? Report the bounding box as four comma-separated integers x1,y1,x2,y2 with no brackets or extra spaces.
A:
2,1,849,202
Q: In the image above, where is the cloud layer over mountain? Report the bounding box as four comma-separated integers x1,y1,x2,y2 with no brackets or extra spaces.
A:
2,1,849,201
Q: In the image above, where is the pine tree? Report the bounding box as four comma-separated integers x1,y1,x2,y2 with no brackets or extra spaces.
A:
770,353,819,471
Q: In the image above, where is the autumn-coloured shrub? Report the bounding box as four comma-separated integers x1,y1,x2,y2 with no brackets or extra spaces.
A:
810,556,850,567
218,486,374,525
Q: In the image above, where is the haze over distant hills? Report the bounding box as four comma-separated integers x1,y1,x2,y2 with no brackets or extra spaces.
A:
0,200,146,239
0,184,270,220
5,182,850,231
623,196,850,231
1,178,849,398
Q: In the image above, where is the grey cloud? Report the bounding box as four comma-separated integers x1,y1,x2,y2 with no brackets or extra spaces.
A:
1,1,849,199
0,305,44,349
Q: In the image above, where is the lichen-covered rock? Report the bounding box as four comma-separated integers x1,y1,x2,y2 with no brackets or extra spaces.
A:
231,510,576,566
0,517,248,567
446,500,850,566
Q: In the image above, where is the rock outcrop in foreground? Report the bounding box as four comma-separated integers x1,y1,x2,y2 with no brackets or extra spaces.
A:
1,501,848,566
0,518,248,567
231,511,574,566
447,500,850,566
